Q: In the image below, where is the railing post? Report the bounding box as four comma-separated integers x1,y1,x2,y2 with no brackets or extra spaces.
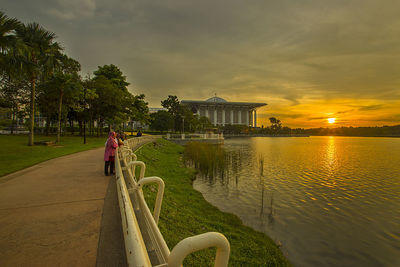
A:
126,161,146,181
137,176,165,224
168,232,230,267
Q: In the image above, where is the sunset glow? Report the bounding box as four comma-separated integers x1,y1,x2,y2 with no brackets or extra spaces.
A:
256,98,400,128
4,0,399,129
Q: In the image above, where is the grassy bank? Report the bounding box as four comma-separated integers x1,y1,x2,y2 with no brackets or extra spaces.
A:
136,139,290,266
0,135,106,177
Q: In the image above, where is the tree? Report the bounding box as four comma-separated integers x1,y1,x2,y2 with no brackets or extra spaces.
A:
161,95,180,116
80,76,98,136
0,74,29,133
198,116,213,131
127,94,149,127
161,95,182,131
0,12,26,133
53,55,81,142
93,64,129,91
150,110,174,132
0,11,21,73
269,117,282,132
91,75,122,134
178,104,197,132
92,64,148,133
39,69,82,142
15,22,62,145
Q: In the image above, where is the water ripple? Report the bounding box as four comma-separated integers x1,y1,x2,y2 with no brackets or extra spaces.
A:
193,136,400,267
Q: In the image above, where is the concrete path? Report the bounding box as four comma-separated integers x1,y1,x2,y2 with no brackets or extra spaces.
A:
0,147,126,267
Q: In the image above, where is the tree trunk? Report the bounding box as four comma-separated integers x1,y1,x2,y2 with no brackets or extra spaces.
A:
69,117,74,135
16,103,19,133
45,113,50,136
11,108,15,135
97,119,100,137
78,120,83,136
56,89,64,143
28,76,36,146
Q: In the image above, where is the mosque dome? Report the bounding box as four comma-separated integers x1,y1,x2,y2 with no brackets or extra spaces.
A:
206,96,227,103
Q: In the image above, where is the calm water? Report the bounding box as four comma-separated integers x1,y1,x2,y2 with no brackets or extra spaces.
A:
193,137,400,267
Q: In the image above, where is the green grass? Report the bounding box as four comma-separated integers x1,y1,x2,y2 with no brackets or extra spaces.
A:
0,135,106,177
136,139,290,267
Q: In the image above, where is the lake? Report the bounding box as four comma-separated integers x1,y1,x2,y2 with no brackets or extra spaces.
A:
192,136,400,266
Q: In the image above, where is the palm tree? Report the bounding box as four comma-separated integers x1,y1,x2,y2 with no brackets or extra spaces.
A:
15,22,62,145
0,11,21,73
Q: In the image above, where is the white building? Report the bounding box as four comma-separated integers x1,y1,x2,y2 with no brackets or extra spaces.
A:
181,97,267,127
148,107,167,113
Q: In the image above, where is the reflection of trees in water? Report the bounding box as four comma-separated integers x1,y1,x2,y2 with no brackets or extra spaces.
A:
184,142,226,183
186,143,275,223
184,142,248,186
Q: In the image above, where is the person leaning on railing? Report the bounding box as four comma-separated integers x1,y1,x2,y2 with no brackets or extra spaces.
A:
116,133,124,146
104,131,118,176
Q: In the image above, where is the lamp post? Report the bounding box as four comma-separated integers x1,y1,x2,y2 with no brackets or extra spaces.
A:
83,87,87,144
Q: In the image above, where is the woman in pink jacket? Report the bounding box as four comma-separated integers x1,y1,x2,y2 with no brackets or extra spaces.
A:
104,131,118,176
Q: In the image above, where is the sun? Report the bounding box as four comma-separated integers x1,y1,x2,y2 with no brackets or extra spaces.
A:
327,118,336,124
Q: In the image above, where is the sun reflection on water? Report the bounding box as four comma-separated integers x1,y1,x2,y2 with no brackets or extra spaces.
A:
322,136,338,188
193,136,400,266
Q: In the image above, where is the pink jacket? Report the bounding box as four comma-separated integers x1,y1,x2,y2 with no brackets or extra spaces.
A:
104,137,118,161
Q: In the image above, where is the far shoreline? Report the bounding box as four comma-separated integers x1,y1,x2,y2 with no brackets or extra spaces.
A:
224,134,400,138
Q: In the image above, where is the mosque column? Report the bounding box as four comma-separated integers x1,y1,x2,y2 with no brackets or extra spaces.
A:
249,110,253,127
246,110,249,126
238,110,242,125
205,109,209,120
254,110,257,127
230,110,234,124
222,109,225,126
214,108,217,126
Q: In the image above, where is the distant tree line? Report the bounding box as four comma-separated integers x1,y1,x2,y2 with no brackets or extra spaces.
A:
0,11,148,145
211,115,400,137
221,117,304,135
303,125,400,137
224,119,400,137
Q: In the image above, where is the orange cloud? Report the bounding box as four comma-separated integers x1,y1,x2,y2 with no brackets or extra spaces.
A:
257,98,400,128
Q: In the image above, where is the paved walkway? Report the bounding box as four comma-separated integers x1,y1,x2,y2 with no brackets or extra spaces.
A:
0,147,126,266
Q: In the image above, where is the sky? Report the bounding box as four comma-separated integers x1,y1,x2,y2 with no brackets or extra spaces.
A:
2,0,400,128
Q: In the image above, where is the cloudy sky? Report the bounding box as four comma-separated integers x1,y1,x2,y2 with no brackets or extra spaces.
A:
2,0,400,127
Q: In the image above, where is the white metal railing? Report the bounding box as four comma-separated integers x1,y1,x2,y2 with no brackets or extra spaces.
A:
116,136,231,266
136,176,164,224
168,232,230,267
115,146,152,266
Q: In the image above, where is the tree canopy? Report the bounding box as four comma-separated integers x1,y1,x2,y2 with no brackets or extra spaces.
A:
0,11,149,143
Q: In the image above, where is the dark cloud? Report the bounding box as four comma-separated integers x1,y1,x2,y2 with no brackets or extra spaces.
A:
2,0,400,109
358,104,384,111
335,109,355,115
258,113,305,119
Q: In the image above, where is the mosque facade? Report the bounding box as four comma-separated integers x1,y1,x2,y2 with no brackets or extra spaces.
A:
181,97,267,127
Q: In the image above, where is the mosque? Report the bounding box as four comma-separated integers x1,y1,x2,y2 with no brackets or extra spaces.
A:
181,96,267,127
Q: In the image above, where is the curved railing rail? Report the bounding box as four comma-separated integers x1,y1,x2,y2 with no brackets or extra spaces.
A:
168,232,230,267
116,136,230,266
